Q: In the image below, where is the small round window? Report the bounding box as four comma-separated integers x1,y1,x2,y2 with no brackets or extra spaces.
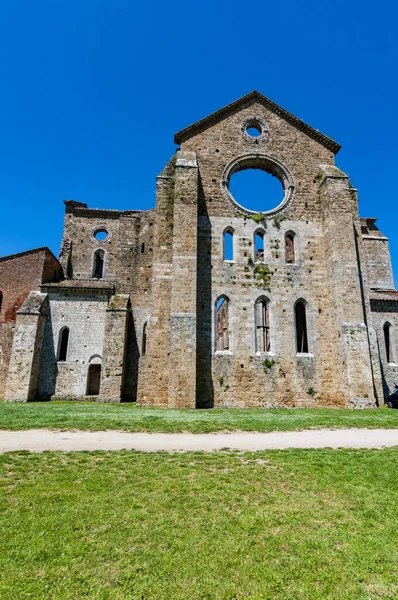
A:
93,228,109,242
246,125,262,138
242,118,268,142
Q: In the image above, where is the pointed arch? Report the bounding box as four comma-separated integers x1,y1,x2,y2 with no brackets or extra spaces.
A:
285,231,295,264
255,296,270,352
254,229,265,262
93,249,105,279
295,299,309,353
86,355,102,396
216,295,230,351
223,227,234,261
384,322,394,364
57,327,70,362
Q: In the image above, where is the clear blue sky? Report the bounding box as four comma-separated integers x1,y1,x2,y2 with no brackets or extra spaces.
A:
0,0,397,284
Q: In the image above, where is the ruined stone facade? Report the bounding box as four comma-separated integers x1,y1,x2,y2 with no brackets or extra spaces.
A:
1,91,397,407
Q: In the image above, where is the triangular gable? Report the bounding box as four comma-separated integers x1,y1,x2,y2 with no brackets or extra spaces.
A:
174,90,341,154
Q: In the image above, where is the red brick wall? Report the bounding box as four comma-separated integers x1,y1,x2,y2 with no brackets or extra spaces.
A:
1,250,46,325
0,248,61,398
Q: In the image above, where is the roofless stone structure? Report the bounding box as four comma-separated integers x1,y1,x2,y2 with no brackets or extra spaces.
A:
1,91,397,407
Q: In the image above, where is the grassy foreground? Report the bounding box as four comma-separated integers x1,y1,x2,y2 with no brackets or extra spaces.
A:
0,401,397,433
1,448,397,599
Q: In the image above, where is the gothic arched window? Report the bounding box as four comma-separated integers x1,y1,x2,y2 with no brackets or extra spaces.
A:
223,229,234,261
295,300,308,353
384,322,393,363
255,297,270,352
93,250,105,279
216,296,230,351
57,327,70,362
285,232,295,264
254,230,265,262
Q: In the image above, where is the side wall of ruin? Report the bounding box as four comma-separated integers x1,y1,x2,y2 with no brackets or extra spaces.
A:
37,288,109,399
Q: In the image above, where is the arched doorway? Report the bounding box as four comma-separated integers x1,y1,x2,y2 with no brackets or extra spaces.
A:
86,357,102,396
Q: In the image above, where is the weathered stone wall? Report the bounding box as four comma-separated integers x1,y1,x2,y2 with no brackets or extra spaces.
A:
136,161,175,406
59,202,155,305
2,92,396,407
370,293,398,397
363,238,394,290
361,219,394,290
5,292,48,401
0,248,61,399
56,203,156,402
168,152,198,408
179,100,334,221
99,294,130,402
178,100,376,407
37,285,110,399
0,323,14,399
197,214,343,407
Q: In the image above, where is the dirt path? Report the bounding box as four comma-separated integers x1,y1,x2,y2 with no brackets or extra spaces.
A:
0,428,398,453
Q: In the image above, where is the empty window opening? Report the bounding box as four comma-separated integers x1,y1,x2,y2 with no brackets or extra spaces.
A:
223,229,234,261
141,243,145,254
58,327,69,362
246,125,261,137
285,233,295,264
255,231,264,262
93,228,109,241
216,296,230,351
295,301,309,353
256,298,270,353
229,169,284,213
142,322,147,357
0,291,3,314
384,322,393,363
87,364,101,396
93,250,105,279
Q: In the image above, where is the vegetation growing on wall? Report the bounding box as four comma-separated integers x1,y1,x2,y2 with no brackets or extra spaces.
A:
253,264,272,291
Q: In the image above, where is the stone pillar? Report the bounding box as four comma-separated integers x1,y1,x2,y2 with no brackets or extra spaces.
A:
5,292,47,402
168,151,198,408
136,160,175,406
319,166,376,406
98,294,130,402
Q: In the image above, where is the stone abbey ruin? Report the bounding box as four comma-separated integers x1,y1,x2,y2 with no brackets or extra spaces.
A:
0,91,397,408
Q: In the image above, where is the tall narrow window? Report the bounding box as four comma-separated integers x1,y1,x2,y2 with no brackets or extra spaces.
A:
223,229,234,261
254,231,264,262
0,291,3,314
295,300,308,353
384,322,393,363
142,322,147,357
93,250,104,278
216,296,230,350
58,327,69,362
285,233,295,264
255,298,270,352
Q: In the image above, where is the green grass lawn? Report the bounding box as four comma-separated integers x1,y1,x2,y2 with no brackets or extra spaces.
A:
1,448,397,599
0,401,397,433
